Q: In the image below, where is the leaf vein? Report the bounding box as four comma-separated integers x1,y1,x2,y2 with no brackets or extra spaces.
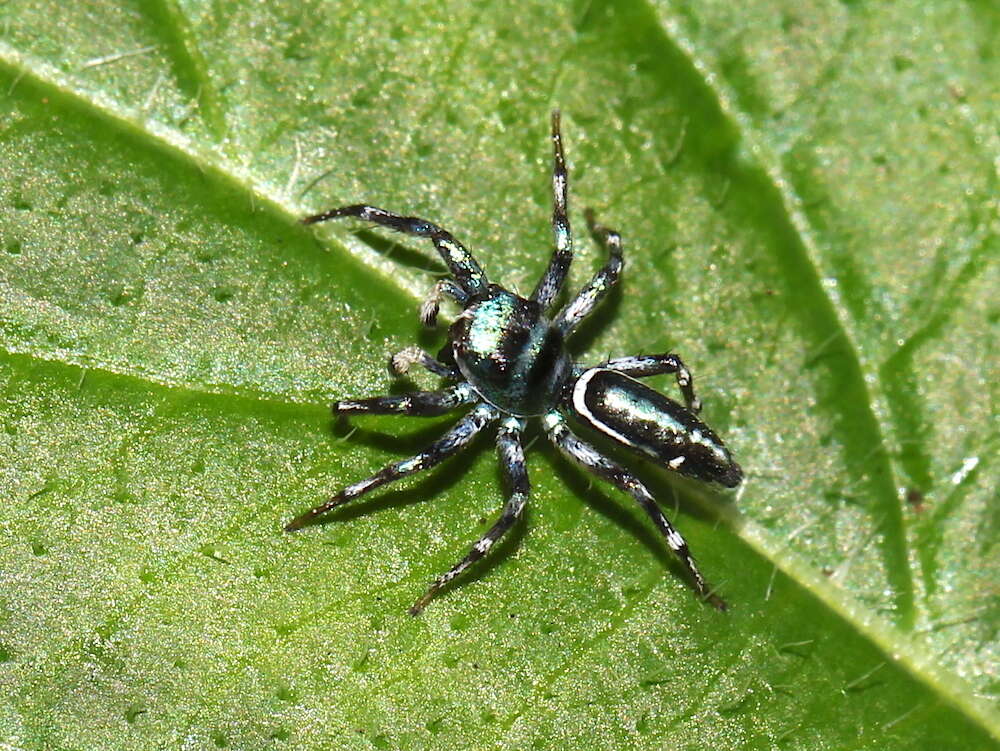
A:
632,0,915,624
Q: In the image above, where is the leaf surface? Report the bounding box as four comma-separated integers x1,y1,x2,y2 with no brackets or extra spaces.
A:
0,1,996,749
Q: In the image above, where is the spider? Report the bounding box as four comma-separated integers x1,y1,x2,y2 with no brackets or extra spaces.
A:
286,111,742,615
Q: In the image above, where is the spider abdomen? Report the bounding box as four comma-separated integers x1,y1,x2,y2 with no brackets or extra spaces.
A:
570,368,742,487
451,286,572,417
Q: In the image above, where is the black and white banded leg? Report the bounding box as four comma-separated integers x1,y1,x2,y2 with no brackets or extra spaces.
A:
389,346,460,380
544,412,725,610
531,110,574,309
302,204,488,295
409,416,529,615
600,353,701,413
333,382,475,417
554,208,624,336
420,279,468,327
286,403,496,531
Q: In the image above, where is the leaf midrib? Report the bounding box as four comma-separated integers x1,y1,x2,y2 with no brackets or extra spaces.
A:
632,0,916,621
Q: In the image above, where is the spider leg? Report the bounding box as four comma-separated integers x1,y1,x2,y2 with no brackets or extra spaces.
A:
531,110,574,309
286,403,496,531
597,354,701,413
544,412,725,610
420,279,468,328
389,346,460,380
302,205,488,295
334,383,475,416
554,208,624,337
410,416,528,615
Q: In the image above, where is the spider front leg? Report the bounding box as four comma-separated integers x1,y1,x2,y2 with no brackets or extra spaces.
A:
531,110,574,309
554,208,623,336
410,416,529,615
599,354,701,413
334,383,474,416
544,412,725,610
286,403,496,531
302,204,488,295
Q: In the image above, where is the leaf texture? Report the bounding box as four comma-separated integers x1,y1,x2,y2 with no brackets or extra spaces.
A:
0,1,996,749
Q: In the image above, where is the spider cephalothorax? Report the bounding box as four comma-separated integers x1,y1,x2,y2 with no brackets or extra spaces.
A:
287,111,742,614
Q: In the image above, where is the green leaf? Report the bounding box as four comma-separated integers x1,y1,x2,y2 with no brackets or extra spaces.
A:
1,1,997,749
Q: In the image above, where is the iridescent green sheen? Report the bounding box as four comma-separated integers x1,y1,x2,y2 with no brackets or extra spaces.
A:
451,286,572,416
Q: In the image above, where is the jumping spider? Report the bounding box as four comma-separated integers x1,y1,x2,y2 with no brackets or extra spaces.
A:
287,111,742,615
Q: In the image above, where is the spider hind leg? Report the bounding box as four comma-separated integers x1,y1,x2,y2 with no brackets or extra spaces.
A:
598,353,701,413
286,403,496,531
544,411,725,610
410,417,529,615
